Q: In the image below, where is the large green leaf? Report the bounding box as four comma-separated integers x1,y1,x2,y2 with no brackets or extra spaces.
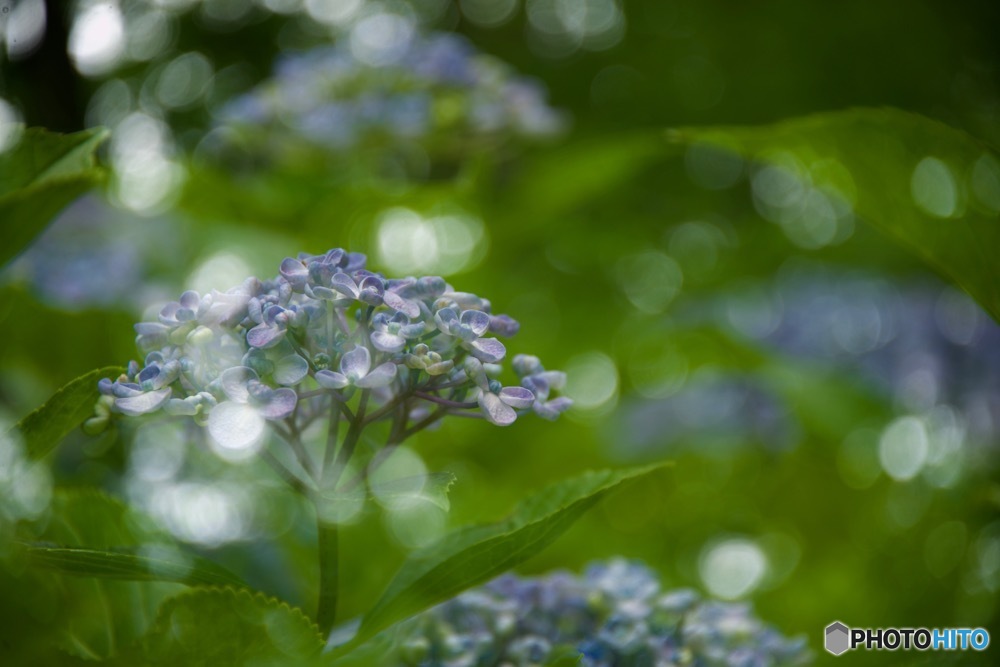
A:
667,108,1000,321
24,544,247,589
338,464,668,654
0,127,109,266
0,490,184,661
368,471,458,512
11,365,122,459
127,587,324,666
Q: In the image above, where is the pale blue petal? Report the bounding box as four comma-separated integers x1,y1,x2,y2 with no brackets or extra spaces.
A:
371,330,407,353
461,309,491,336
480,391,517,426
384,290,420,318
468,337,506,363
247,323,285,348
356,361,397,388
499,386,535,409
340,346,371,381
221,366,258,403
331,272,360,298
274,354,309,385
257,388,297,420
316,370,350,389
115,388,172,416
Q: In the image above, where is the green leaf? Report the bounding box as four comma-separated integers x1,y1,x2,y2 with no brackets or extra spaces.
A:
368,471,457,512
0,490,185,661
24,544,247,589
340,464,668,653
0,127,109,266
128,587,324,666
11,365,122,459
667,108,1000,321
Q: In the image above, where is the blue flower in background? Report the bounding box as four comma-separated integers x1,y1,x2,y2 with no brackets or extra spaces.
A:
217,32,566,159
397,559,811,666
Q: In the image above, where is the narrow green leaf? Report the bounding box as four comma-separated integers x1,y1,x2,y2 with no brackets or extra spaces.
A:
343,464,668,652
667,108,1000,321
0,127,109,266
368,471,457,512
12,365,121,459
25,544,247,589
128,587,324,666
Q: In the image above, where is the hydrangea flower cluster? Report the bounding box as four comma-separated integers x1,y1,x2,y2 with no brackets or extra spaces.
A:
91,249,569,489
219,32,565,155
398,559,811,667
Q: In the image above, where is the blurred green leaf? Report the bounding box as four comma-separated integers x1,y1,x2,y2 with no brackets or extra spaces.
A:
668,108,1000,321
0,490,184,661
127,587,323,666
0,127,108,267
11,365,122,459
340,464,668,654
24,544,247,589
368,471,457,512
507,132,663,222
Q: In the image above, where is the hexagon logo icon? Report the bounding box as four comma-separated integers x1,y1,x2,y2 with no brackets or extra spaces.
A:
825,621,850,656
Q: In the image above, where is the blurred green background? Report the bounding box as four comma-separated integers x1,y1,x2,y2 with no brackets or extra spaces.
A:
2,1,999,664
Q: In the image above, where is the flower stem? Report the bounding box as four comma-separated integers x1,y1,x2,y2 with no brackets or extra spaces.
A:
315,508,338,635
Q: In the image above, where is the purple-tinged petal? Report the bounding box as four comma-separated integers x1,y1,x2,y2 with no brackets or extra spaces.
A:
316,370,349,389
247,323,286,348
221,366,258,403
273,354,309,385
179,290,201,310
488,314,520,337
280,257,310,291
383,290,420,318
358,276,385,306
331,272,360,299
340,346,372,381
256,388,297,420
371,330,407,353
468,337,506,363
461,310,491,337
111,382,144,398
356,361,397,388
499,386,535,409
164,397,199,416
538,370,567,391
98,378,114,395
512,354,543,377
534,397,573,420
115,388,172,416
479,391,517,426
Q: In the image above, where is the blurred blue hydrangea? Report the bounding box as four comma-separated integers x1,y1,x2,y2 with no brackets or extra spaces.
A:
395,558,810,666
217,32,566,158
